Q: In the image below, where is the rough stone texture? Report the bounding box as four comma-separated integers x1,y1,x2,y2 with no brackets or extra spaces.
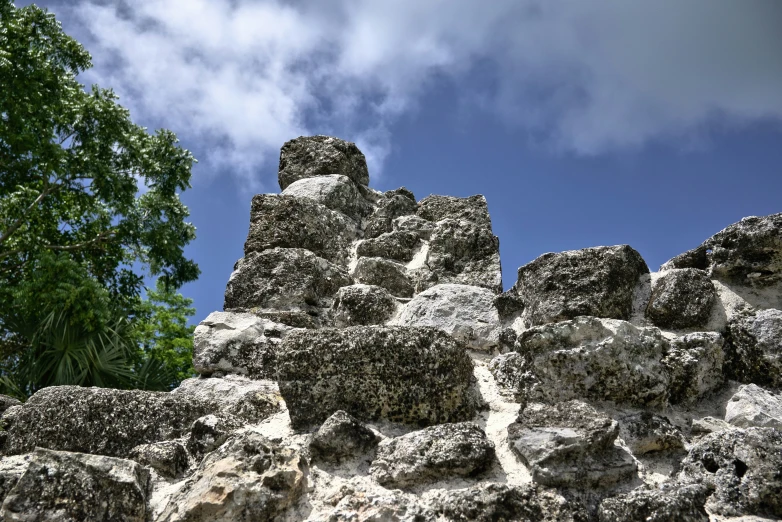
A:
0,448,150,522
0,455,31,504
326,488,431,521
0,395,21,416
331,284,397,327
618,412,686,454
430,483,584,522
392,284,501,351
224,247,352,314
352,256,414,298
679,427,782,518
508,401,637,488
244,194,357,264
364,188,417,239
488,352,528,402
281,174,372,221
370,423,495,488
3,386,214,457
598,482,711,522
277,326,476,429
186,414,244,461
356,230,421,262
278,135,369,190
393,214,435,240
663,332,725,405
416,194,493,230
661,212,782,289
422,218,503,293
645,268,717,329
193,311,297,379
310,410,379,463
129,440,189,478
158,431,306,522
725,384,782,429
690,416,734,436
172,375,282,424
725,308,782,388
510,245,649,327
515,317,670,408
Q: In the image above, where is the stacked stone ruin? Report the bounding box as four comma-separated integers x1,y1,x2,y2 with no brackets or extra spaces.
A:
0,135,781,521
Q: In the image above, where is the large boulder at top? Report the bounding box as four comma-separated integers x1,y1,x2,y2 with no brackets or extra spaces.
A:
0,448,150,522
514,317,670,408
679,427,782,518
392,284,501,351
507,245,649,327
725,384,782,429
369,423,495,488
193,311,298,379
364,187,417,238
244,194,357,264
172,375,282,424
598,483,711,522
661,212,782,290
416,194,493,230
281,174,372,222
2,386,215,457
158,431,307,522
352,256,414,298
645,268,717,329
276,326,476,429
662,332,725,405
224,248,352,316
331,284,397,327
278,135,369,190
725,308,782,388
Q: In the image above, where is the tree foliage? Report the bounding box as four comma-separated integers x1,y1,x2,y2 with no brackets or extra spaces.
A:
0,2,200,397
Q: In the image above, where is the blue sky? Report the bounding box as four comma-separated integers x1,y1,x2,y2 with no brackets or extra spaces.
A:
20,1,782,324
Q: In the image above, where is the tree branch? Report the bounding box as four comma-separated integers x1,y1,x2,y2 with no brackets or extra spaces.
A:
0,184,59,246
43,229,117,251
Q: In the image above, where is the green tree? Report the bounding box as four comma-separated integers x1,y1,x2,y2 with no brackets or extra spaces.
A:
0,2,200,397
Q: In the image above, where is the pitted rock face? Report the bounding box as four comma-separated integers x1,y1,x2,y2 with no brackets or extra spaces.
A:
281,174,373,222
129,440,189,479
725,308,782,388
356,230,421,262
598,483,711,522
278,135,369,190
662,332,725,405
172,375,282,424
417,194,493,230
645,268,717,329
725,383,782,429
617,412,685,454
309,410,379,463
331,284,397,327
352,256,415,297
364,187,418,238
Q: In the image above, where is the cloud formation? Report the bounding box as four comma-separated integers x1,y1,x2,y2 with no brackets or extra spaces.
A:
43,0,782,189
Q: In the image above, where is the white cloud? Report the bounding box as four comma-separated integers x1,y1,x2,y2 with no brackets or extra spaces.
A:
42,0,782,190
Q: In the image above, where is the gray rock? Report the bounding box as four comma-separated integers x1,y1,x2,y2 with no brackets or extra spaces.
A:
663,332,725,405
618,412,685,454
326,488,431,521
1,448,150,522
646,268,717,329
725,384,782,429
393,214,435,240
725,308,782,388
3,386,214,457
193,311,298,379
0,455,31,504
172,375,282,424
515,317,670,408
277,326,476,429
364,188,417,239
186,414,244,461
244,194,357,264
507,401,637,488
511,245,649,326
679,427,782,517
310,410,379,463
224,247,352,315
370,422,494,488
392,284,500,351
661,213,782,289
356,230,421,263
423,218,503,293
598,482,711,522
0,396,21,416
488,352,528,402
281,174,372,221
129,440,189,478
331,284,397,327
690,416,734,436
431,482,584,522
417,194,493,230
352,257,414,298
158,431,306,522
278,135,369,190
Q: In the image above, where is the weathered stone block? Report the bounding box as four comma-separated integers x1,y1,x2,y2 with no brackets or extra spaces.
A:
278,135,369,190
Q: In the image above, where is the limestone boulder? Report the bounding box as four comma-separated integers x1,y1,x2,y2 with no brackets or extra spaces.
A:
352,257,414,298
281,174,372,221
645,268,717,329
510,245,649,326
277,326,476,428
172,375,282,424
725,308,782,388
1,448,150,522
488,352,528,402
356,230,421,263
416,194,493,230
310,410,379,464
326,488,431,521
129,440,189,479
725,384,782,429
364,187,417,238
158,431,306,522
278,135,369,190
0,396,20,416
0,455,31,504
617,412,685,454
662,332,725,405
186,414,244,461
369,423,495,488
331,284,397,327
598,483,710,522
244,194,357,264
392,284,501,351
393,214,435,240
224,248,352,315
679,427,782,518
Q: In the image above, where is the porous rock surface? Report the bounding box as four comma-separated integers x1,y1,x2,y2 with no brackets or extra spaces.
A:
2,136,779,520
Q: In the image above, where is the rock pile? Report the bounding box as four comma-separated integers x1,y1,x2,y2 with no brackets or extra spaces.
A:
1,135,780,521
